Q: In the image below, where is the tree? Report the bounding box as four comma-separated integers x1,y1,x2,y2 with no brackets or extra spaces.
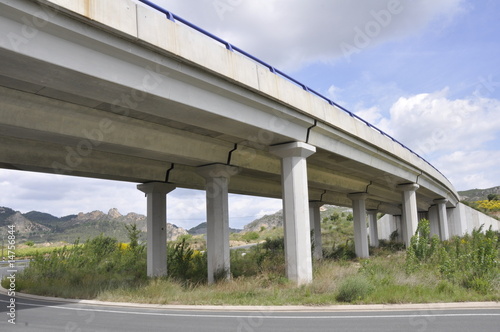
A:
124,224,141,250
487,194,499,201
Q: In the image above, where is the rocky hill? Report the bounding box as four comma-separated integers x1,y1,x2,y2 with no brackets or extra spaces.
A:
458,186,500,202
0,207,50,234
0,206,187,244
244,210,283,232
187,222,241,235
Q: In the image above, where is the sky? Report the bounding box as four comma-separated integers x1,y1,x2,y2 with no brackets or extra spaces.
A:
1,0,499,229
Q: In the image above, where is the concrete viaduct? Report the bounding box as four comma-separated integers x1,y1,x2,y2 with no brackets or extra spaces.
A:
0,0,484,285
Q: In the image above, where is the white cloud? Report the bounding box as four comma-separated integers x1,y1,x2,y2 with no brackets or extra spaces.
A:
378,90,500,156
144,0,465,70
354,106,383,125
434,150,500,190
373,90,500,190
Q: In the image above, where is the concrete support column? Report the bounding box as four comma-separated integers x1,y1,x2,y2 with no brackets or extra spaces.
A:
400,203,408,245
428,205,440,238
394,215,403,243
270,142,315,285
448,203,467,237
434,198,449,241
309,202,323,260
367,210,379,248
137,182,176,277
348,193,369,258
197,164,239,284
399,183,420,247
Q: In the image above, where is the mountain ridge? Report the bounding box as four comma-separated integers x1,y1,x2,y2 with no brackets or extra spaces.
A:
0,206,187,243
458,186,500,202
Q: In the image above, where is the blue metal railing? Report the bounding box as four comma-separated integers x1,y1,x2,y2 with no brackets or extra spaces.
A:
137,0,447,180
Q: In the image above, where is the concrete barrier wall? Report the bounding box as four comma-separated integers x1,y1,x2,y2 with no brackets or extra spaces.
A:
377,203,499,241
455,203,499,233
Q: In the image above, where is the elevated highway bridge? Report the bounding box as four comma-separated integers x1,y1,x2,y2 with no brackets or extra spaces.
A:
0,0,494,285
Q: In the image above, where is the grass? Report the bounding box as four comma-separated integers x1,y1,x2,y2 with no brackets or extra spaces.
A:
8,245,498,306
1,243,71,260
94,252,499,306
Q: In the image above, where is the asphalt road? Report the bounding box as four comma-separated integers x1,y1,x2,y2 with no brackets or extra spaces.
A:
1,263,499,331
0,293,498,332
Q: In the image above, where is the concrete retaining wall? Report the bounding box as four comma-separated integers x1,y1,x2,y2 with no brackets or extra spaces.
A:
377,203,499,241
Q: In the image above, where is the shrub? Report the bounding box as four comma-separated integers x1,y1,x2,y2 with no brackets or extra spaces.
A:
324,240,356,261
439,226,499,291
230,237,286,279
405,219,439,273
335,275,374,302
167,238,207,285
8,229,148,298
177,234,193,242
124,223,141,250
389,229,399,242
242,231,259,242
406,220,499,294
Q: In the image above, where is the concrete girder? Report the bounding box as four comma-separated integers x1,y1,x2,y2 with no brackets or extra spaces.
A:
307,164,369,194
309,124,459,205
0,86,236,166
0,135,170,182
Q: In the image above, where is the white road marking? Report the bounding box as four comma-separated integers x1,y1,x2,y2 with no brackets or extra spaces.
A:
1,299,499,320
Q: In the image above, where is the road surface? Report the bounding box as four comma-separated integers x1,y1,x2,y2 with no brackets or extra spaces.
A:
1,262,499,331
0,293,498,332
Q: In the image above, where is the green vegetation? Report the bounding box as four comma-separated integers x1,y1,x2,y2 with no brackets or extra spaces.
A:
335,275,374,302
241,231,260,242
3,214,499,305
460,200,500,220
487,194,499,201
406,219,499,294
2,228,147,298
2,243,70,259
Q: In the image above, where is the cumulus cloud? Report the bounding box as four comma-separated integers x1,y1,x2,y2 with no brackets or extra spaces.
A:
371,90,500,190
144,0,465,70
354,106,384,125
377,90,500,156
